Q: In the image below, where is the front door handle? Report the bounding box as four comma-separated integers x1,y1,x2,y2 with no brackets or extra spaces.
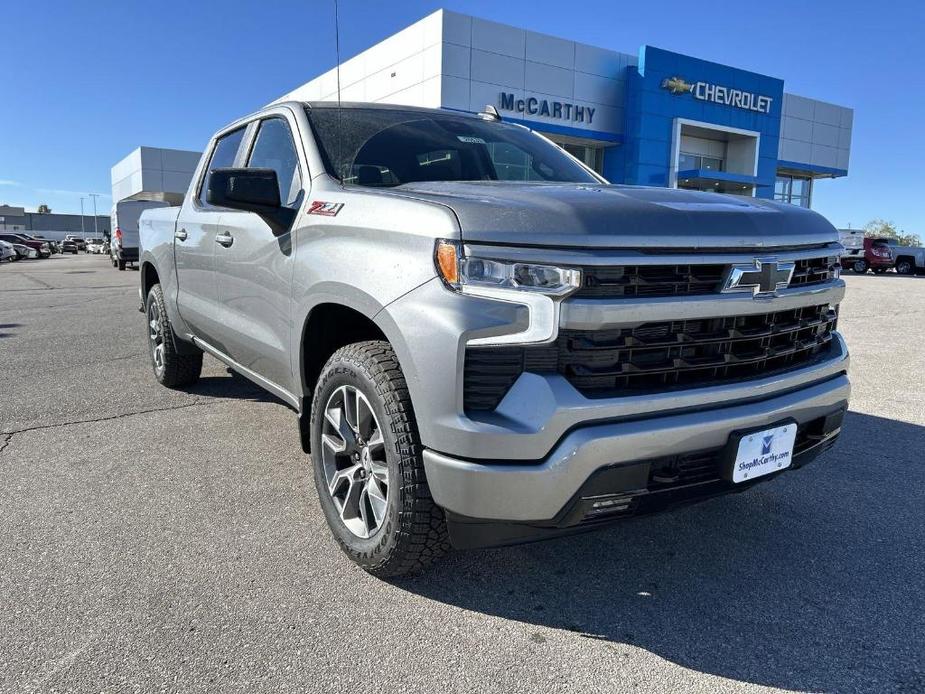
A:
215,232,234,248
175,228,188,241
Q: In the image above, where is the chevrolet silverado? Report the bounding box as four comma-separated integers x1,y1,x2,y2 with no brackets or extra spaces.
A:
138,102,849,576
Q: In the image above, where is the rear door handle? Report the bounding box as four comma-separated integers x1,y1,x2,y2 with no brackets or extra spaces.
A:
175,228,188,241
215,232,234,248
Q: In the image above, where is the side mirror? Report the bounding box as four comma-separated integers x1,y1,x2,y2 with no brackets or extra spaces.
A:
207,168,297,235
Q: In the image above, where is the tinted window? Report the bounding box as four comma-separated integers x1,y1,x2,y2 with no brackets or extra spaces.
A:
307,107,599,186
199,127,246,205
247,118,302,208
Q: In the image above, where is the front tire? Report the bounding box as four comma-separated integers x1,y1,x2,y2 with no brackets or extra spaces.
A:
310,341,449,577
851,259,869,274
145,284,203,388
896,259,914,275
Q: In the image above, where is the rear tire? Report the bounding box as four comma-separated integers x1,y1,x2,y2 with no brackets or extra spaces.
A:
851,259,869,274
896,259,914,275
145,284,203,388
310,340,449,577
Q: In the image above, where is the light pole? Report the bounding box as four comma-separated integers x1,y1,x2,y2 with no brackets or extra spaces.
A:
80,197,86,235
89,193,100,236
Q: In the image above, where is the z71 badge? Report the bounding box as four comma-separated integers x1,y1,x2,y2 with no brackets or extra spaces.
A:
307,201,344,216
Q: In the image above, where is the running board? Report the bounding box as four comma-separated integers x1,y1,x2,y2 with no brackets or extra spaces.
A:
190,336,301,411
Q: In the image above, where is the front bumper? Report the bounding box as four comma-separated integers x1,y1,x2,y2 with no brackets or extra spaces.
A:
423,371,849,533
382,274,848,463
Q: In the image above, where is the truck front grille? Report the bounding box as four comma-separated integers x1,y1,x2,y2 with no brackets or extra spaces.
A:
463,303,838,411
575,255,838,299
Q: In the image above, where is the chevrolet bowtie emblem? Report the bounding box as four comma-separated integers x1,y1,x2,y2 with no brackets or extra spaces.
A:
662,76,693,95
723,258,795,297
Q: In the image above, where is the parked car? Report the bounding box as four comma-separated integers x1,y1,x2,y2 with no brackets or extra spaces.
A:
838,229,864,267
112,200,169,270
0,239,16,262
12,243,39,259
85,238,105,254
59,239,79,254
65,235,87,251
22,234,60,254
139,101,849,576
889,242,925,276
0,233,51,258
846,237,894,274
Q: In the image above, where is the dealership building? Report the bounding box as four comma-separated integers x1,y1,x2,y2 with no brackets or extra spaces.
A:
113,9,852,210
275,9,853,208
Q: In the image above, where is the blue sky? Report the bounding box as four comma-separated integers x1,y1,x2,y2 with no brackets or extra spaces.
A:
1,1,922,233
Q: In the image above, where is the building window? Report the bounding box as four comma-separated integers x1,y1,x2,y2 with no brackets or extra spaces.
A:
775,175,813,207
559,142,604,174
679,152,723,172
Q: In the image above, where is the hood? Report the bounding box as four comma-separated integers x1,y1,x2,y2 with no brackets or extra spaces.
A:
387,182,838,249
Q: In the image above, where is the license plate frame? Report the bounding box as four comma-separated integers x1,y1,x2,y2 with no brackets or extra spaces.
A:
722,419,798,484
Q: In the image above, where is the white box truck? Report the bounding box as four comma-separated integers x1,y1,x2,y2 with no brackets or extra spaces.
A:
111,200,170,270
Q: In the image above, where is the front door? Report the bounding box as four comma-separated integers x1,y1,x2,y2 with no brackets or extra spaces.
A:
174,125,248,350
212,115,305,393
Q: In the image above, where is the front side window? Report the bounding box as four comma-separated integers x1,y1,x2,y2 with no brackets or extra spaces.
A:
199,127,246,206
247,118,303,208
307,107,600,187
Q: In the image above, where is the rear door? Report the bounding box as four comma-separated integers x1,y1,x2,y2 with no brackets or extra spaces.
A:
211,113,305,392
174,125,247,348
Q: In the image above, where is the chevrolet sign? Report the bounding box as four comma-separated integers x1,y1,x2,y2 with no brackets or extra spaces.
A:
661,76,774,114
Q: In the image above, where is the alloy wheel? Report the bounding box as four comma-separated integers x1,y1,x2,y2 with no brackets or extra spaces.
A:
320,385,389,539
147,301,165,377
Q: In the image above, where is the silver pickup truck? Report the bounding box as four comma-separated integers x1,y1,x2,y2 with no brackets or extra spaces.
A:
139,102,849,576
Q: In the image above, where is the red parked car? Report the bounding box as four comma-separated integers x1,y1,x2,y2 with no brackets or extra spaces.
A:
847,237,894,274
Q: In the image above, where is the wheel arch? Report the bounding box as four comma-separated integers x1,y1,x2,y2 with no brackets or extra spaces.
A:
296,296,412,453
140,260,159,300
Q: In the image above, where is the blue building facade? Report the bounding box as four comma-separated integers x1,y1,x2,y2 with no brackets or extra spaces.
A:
611,46,786,199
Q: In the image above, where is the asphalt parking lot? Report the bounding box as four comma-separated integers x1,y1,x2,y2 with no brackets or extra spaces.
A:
1,253,923,694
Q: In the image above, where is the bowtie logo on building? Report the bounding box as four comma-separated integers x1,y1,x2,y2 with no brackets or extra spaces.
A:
661,76,694,94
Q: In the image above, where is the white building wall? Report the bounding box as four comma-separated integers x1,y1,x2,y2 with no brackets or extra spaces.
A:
438,11,634,137
273,11,444,108
274,10,634,139
111,147,200,204
779,94,853,172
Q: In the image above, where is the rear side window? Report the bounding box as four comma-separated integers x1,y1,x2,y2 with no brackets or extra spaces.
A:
247,118,302,209
199,127,246,206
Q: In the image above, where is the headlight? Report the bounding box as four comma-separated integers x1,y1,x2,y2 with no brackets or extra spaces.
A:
435,240,581,296
434,240,581,346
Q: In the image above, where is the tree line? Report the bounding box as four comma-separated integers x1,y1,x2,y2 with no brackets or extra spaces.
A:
863,219,921,247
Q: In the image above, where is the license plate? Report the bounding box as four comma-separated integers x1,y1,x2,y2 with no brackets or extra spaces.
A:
730,423,796,483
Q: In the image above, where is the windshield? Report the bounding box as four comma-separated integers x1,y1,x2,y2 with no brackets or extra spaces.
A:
306,107,599,187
